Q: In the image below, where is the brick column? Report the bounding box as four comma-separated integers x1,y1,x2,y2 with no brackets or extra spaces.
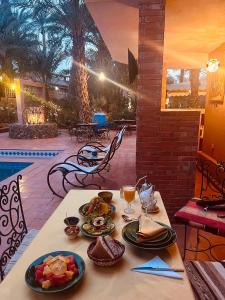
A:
137,0,200,220
137,0,165,182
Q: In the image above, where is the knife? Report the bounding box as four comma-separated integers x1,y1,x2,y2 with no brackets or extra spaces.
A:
132,267,184,272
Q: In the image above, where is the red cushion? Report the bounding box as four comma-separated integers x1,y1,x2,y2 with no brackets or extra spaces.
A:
175,200,225,236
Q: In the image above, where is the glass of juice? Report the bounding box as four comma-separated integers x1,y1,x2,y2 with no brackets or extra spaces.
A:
122,185,135,214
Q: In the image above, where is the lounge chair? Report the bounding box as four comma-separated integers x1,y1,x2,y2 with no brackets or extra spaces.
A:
77,125,126,157
47,136,118,198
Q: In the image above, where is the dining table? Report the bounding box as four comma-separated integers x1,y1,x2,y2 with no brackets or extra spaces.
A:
0,190,195,300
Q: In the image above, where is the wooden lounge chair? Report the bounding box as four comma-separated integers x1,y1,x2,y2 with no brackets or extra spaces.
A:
0,175,38,281
47,136,118,198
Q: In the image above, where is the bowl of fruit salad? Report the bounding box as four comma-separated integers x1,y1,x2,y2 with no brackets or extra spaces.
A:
25,251,85,293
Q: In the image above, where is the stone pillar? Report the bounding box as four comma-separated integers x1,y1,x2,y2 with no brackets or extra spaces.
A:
137,0,165,182
15,79,25,124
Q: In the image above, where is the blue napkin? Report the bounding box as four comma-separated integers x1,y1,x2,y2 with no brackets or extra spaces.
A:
131,256,183,279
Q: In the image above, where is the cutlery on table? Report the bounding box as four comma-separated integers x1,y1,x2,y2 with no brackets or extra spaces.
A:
131,267,184,272
122,214,140,222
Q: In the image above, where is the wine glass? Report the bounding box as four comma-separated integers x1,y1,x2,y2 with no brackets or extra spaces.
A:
122,185,135,214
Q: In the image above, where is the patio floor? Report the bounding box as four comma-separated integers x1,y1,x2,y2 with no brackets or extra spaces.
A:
0,130,224,261
0,130,136,229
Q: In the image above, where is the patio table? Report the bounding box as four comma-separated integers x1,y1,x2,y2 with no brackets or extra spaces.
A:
0,190,194,300
72,123,98,142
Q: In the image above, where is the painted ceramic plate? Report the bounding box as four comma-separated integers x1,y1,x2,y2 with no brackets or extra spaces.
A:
80,221,115,238
25,251,85,294
79,203,116,217
122,221,177,250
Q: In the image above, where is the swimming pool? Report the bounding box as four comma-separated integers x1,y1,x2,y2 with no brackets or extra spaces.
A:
0,162,33,182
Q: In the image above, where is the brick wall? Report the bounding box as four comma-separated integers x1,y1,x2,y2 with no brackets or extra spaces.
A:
137,0,200,220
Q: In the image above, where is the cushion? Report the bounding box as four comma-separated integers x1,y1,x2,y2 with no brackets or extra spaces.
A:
175,200,225,236
4,229,38,276
56,162,97,174
185,260,225,300
81,145,110,153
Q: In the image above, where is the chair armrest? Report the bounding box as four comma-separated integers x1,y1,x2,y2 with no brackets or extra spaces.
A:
64,154,79,163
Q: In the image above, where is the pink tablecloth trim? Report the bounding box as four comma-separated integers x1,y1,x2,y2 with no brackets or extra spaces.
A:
175,201,225,236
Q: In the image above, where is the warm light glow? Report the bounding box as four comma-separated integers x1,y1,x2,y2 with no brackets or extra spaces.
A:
73,60,137,96
11,83,16,90
26,107,45,124
54,86,59,91
0,75,3,82
98,72,106,81
206,58,220,73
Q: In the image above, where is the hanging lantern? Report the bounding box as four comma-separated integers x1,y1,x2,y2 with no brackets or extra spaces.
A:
206,58,220,73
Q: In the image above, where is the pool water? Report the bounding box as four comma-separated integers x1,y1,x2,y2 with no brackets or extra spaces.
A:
0,162,33,182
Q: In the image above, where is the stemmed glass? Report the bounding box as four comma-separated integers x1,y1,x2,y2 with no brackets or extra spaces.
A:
122,185,136,214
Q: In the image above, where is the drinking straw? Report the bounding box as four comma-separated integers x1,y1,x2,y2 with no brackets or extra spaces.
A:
135,175,147,189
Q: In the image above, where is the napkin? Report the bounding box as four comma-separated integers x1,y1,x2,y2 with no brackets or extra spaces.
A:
132,256,183,279
136,216,167,242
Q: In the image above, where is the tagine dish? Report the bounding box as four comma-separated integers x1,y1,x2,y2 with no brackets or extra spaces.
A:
79,196,115,217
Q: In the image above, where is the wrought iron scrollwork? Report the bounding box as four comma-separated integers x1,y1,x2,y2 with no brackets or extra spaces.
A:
197,156,225,199
0,175,27,281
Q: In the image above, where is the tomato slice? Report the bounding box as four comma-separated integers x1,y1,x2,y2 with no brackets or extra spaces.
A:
35,263,46,272
67,255,75,264
51,274,68,286
67,263,78,274
35,269,44,281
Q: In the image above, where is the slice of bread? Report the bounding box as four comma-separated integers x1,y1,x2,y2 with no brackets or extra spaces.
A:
90,236,114,259
103,236,122,257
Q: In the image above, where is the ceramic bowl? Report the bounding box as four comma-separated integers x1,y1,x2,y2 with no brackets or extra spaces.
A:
64,226,80,239
64,216,79,226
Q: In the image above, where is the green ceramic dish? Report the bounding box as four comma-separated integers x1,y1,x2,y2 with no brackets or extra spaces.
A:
80,221,115,238
122,230,176,250
25,251,85,294
122,221,177,250
79,203,116,218
126,221,170,244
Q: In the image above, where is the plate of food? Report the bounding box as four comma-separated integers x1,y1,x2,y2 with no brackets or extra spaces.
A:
122,218,177,250
25,251,85,294
79,196,116,218
80,216,115,238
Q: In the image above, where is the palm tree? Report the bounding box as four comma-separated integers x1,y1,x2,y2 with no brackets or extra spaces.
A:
0,1,36,79
28,43,68,101
24,0,102,122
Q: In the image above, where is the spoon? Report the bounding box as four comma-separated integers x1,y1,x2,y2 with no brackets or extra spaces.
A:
122,214,140,222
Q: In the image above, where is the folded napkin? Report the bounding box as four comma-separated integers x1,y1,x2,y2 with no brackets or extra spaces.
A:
136,216,167,243
132,256,183,279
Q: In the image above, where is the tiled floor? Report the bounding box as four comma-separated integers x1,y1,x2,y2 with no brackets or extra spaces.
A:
0,130,224,261
0,130,136,229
